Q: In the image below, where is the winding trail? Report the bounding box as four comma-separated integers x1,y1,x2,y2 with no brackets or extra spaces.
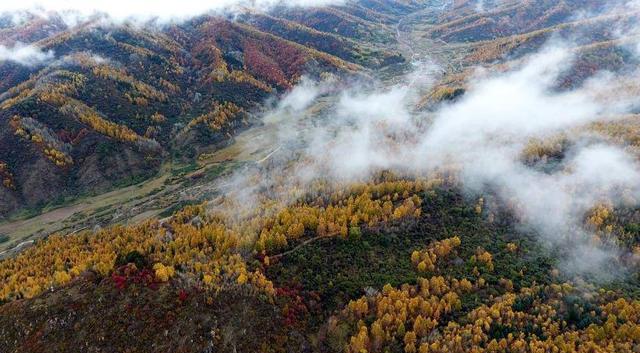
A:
257,145,282,164
0,240,34,257
270,235,331,261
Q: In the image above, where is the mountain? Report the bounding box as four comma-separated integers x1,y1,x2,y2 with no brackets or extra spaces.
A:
416,0,640,107
0,2,414,219
3,1,640,353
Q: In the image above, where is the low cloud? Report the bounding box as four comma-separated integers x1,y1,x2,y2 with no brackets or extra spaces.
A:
0,0,345,23
221,40,640,279
0,42,54,66
263,76,333,125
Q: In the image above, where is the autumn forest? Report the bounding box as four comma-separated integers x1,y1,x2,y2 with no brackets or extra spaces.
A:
2,0,640,352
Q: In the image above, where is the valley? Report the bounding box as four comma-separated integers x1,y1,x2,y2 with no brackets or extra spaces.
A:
2,1,640,353
0,2,447,257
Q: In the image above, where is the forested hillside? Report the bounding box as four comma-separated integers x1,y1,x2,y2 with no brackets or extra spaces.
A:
3,1,640,353
0,1,417,218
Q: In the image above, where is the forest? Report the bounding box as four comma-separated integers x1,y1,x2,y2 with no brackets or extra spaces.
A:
2,0,640,353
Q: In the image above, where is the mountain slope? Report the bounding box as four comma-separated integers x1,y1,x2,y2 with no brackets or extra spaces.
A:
0,5,405,219
3,2,640,353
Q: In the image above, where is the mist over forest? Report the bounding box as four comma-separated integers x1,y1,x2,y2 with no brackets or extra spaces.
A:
2,1,640,352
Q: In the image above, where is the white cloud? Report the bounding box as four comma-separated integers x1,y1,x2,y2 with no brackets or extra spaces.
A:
0,42,54,66
0,0,345,22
